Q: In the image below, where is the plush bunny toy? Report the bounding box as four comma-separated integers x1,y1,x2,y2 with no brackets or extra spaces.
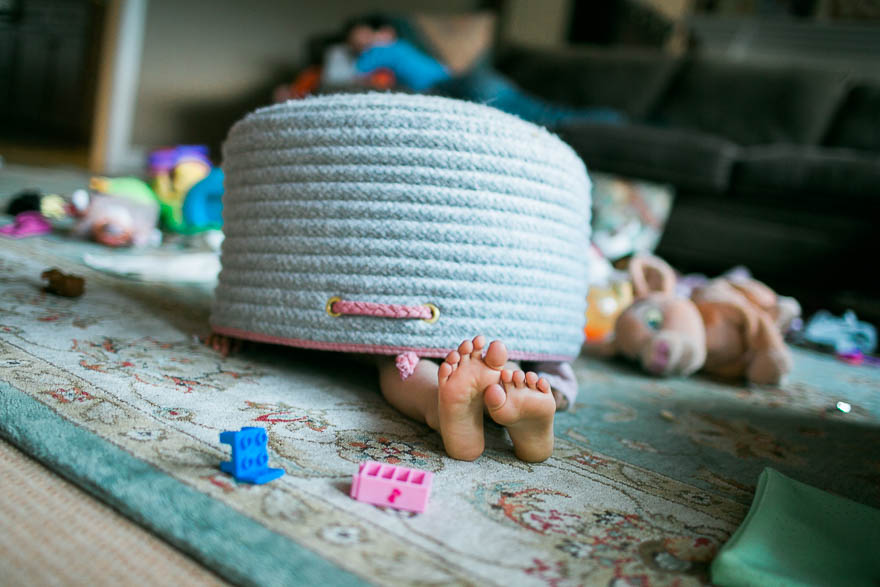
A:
591,254,800,385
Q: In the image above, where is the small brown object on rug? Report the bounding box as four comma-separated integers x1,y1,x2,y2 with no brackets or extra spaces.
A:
41,268,85,298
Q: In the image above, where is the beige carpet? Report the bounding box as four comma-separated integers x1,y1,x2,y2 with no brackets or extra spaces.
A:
0,439,226,586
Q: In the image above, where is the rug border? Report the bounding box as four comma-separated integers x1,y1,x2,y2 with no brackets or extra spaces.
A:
0,381,366,587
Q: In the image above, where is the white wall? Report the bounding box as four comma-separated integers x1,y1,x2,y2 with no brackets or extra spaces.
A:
131,0,478,153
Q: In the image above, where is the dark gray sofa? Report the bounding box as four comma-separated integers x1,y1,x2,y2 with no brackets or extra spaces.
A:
494,45,880,322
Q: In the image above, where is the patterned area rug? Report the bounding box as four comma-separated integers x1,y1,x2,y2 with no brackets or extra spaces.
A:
2,230,879,586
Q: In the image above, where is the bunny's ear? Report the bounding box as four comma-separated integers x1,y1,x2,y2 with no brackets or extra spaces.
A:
628,254,677,298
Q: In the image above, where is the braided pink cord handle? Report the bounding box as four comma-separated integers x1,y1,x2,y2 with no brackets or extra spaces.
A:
328,298,437,321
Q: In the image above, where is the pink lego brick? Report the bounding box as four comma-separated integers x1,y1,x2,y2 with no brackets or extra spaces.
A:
350,461,433,513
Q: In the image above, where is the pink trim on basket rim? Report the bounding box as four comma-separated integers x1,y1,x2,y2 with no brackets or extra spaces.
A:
210,325,575,362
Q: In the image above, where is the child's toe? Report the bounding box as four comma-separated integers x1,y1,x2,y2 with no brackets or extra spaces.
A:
484,383,507,411
438,361,453,383
525,371,539,388
537,377,551,394
483,340,508,370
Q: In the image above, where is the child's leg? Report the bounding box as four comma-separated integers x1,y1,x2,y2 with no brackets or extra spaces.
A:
376,356,441,430
377,335,507,461
484,369,556,462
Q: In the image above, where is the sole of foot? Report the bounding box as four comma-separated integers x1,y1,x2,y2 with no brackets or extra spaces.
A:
436,335,507,461
484,369,556,462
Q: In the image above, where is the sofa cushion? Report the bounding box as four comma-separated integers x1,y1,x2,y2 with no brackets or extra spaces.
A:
494,45,679,119
557,121,738,193
649,58,848,146
656,195,869,304
823,83,880,152
731,145,880,210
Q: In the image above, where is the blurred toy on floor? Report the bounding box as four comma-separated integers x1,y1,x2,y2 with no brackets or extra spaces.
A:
0,210,51,239
1,189,69,239
5,190,42,216
181,168,224,233
586,254,800,385
582,243,633,343
797,310,876,356
71,176,160,247
585,277,633,343
148,145,213,233
5,189,66,220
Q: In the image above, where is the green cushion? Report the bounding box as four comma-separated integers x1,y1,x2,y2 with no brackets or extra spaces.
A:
711,468,880,587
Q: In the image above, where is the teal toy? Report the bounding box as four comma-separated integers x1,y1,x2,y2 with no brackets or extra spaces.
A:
182,168,224,231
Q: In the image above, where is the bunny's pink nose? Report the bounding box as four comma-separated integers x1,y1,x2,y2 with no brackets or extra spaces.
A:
647,340,671,374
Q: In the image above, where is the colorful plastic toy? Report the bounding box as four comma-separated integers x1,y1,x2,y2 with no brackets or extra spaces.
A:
0,211,52,238
73,193,159,248
69,177,162,247
149,145,212,233
802,310,877,355
219,427,284,484
5,190,43,216
89,176,157,207
350,461,432,513
584,279,633,342
182,167,224,231
5,190,66,220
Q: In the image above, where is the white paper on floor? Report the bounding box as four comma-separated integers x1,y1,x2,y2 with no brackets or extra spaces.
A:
83,252,221,283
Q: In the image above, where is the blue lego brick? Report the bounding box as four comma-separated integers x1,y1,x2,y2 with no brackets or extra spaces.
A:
219,426,284,484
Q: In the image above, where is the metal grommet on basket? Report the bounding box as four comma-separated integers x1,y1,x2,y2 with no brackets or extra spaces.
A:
325,296,342,317
422,303,440,324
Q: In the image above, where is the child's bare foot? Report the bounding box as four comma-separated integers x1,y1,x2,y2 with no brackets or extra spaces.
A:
484,370,556,462
205,333,242,357
437,336,507,461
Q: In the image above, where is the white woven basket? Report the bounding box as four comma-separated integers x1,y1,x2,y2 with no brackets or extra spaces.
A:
211,93,591,361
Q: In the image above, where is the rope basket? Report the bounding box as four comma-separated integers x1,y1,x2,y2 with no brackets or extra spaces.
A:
211,93,592,361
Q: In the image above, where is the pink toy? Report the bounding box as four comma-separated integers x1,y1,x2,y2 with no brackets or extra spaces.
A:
0,211,51,238
394,351,420,380
350,461,433,513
